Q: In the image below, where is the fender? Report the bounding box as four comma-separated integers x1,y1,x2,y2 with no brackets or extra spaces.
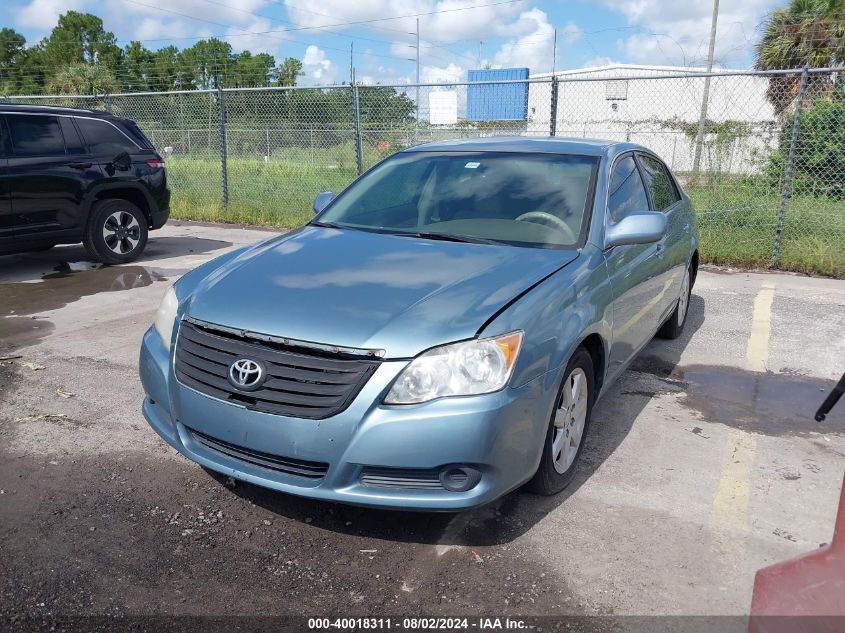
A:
81,181,157,221
479,244,613,392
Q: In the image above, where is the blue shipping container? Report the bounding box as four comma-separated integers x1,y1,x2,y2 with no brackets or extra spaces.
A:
466,68,529,121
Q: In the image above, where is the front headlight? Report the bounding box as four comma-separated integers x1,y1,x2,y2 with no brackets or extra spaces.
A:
384,331,523,405
153,286,179,350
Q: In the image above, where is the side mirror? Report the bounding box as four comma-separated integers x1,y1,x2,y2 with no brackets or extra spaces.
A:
604,211,667,249
313,191,335,214
111,151,132,171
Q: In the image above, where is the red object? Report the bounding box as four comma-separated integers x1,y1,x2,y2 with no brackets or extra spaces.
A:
749,473,845,633
376,140,390,152
146,159,165,169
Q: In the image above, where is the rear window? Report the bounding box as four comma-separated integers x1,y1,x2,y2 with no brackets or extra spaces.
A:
74,117,141,156
120,119,154,150
6,114,66,157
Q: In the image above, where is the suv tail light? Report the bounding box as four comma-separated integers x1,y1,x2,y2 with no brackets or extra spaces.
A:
146,159,165,169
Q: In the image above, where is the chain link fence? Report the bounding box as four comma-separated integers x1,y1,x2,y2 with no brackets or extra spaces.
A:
6,68,845,276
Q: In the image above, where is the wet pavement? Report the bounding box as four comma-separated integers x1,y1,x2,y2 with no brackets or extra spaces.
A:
0,221,843,622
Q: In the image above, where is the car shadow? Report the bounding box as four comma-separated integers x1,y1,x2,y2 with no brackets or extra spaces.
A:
209,293,707,546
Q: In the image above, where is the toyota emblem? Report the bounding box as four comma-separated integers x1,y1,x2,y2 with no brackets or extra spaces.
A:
228,358,265,391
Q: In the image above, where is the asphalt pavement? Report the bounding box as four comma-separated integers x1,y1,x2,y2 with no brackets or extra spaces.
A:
1,221,843,623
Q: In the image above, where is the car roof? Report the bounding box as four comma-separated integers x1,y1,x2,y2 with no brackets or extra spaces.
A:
402,136,647,157
0,103,113,118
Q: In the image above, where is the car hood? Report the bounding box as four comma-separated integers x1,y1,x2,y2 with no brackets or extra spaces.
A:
186,226,579,358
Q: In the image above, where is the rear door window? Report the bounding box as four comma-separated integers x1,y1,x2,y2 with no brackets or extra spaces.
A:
74,117,140,156
59,117,86,155
6,114,66,157
637,153,680,211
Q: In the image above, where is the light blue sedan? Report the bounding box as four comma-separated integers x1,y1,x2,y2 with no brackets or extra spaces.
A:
140,137,699,511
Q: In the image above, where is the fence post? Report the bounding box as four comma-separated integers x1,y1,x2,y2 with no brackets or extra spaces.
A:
771,68,809,268
217,86,229,207
549,77,558,137
104,93,111,113
352,81,364,176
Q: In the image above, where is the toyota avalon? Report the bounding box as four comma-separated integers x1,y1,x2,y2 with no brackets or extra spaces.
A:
139,137,698,511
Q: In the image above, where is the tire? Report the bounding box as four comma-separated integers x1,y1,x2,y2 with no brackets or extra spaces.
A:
83,199,148,264
526,347,595,496
657,264,693,340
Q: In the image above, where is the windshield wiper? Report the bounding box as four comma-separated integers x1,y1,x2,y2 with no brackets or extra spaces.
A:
309,220,346,229
393,231,505,246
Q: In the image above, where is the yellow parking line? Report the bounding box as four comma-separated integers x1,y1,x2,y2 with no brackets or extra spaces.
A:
745,282,775,373
710,429,757,532
709,282,773,533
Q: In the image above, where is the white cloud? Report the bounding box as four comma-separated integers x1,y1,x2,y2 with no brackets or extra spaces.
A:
133,18,193,42
601,0,778,67
16,0,90,30
302,45,339,84
420,62,463,83
283,0,524,44
561,20,581,45
581,55,620,68
492,8,556,71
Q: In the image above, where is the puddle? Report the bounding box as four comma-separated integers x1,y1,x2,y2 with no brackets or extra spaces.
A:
1,264,185,319
1,263,186,351
141,236,232,259
0,316,55,353
631,355,844,436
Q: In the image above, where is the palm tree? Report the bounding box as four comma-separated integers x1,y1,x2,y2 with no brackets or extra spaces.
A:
755,0,845,113
47,63,118,95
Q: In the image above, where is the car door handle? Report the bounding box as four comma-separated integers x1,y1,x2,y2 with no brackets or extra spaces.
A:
68,161,92,169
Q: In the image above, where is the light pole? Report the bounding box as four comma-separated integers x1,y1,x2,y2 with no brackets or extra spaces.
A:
692,0,720,175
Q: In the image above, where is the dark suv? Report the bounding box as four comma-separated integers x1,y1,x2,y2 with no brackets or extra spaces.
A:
0,104,170,264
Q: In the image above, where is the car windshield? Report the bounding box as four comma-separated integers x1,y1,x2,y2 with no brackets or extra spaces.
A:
314,151,599,248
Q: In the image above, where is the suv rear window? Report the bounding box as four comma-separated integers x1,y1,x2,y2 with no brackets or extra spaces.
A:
74,117,141,156
121,120,154,150
6,114,66,157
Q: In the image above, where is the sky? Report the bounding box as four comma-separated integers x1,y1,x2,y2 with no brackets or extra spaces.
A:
5,0,783,85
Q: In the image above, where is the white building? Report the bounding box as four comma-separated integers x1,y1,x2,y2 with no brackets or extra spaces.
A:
526,65,779,173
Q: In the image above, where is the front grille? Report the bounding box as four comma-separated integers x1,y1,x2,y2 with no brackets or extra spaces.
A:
187,427,329,480
175,320,380,420
360,467,445,490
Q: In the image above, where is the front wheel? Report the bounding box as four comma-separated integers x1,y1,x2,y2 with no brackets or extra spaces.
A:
83,200,148,264
526,347,595,495
657,265,692,340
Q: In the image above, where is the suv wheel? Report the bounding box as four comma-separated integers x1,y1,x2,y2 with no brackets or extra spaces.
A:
84,200,148,264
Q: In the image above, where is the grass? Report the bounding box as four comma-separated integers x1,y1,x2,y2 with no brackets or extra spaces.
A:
166,157,845,278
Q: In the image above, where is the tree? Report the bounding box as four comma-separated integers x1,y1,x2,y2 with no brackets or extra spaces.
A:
43,12,121,71
122,41,156,92
755,0,845,113
230,51,276,88
180,38,234,89
276,57,303,86
47,63,118,94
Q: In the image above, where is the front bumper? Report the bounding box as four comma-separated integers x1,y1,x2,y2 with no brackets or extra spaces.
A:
139,327,559,511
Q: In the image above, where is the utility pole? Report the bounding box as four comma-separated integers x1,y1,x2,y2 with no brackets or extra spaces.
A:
415,18,420,140
349,42,354,85
551,28,557,74
692,0,719,174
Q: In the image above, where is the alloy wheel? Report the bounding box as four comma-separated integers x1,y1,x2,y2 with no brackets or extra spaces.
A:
678,268,691,327
102,211,141,255
552,367,588,474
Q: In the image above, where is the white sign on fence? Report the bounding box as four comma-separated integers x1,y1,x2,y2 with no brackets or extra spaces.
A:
429,91,458,125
